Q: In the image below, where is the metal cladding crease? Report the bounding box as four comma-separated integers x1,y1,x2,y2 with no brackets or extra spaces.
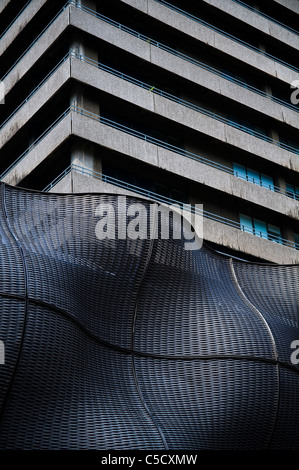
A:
0,183,298,450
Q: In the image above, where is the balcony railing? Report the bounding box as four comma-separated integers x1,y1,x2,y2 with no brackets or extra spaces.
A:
2,47,299,168
1,0,298,118
4,48,298,153
1,104,298,203
0,107,72,180
43,163,299,251
154,0,299,72
0,0,32,40
231,0,299,35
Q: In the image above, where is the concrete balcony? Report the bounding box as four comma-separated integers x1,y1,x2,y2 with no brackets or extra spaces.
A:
200,0,299,51
119,0,298,85
2,3,298,132
0,0,49,56
273,0,299,14
1,112,72,186
3,110,299,222
0,0,10,14
48,167,299,265
70,5,299,130
2,54,298,175
1,5,70,91
0,57,71,149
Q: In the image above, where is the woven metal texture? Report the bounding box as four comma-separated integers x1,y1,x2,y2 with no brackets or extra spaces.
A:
0,183,298,449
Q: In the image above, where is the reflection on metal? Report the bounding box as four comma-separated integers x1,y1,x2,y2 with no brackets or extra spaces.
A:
0,184,298,450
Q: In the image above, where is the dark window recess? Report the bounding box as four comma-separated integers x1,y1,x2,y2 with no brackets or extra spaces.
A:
227,115,268,138
279,137,299,154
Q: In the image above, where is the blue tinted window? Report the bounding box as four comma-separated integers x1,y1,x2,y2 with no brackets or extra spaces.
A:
260,173,274,191
233,163,274,191
253,218,268,239
239,214,253,234
233,163,246,179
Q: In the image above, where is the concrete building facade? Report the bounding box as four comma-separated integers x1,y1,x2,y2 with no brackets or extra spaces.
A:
1,0,299,264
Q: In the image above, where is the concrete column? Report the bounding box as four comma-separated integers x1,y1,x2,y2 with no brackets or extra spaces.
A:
276,174,286,192
69,3,101,180
71,141,102,176
258,43,266,53
269,128,280,147
74,0,96,10
263,84,272,96
70,32,99,115
282,226,295,245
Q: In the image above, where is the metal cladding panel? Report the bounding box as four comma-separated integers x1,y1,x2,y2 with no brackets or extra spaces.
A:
0,298,25,413
232,261,299,367
134,240,276,358
0,304,164,450
134,357,278,450
269,368,299,449
0,183,298,449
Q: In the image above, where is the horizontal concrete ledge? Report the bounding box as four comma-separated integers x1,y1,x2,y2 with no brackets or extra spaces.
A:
50,170,142,197
203,216,299,265
2,6,70,92
70,7,299,130
67,58,299,172
71,113,299,220
2,114,72,186
4,56,299,174
0,58,71,148
3,4,298,132
119,0,297,85
0,0,49,56
200,0,299,51
273,0,299,14
4,111,299,220
50,170,299,265
0,0,10,15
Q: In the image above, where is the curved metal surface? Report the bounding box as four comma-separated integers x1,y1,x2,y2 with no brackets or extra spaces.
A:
0,184,298,449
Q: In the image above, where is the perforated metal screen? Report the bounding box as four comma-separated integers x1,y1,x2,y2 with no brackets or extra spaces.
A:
0,184,298,449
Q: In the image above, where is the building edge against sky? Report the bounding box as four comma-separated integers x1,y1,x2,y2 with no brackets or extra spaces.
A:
0,0,299,264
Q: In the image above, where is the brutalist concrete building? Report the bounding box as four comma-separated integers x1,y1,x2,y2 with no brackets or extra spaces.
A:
1,0,299,452
1,0,299,262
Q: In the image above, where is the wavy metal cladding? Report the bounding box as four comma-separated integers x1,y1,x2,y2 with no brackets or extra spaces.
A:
0,183,298,450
